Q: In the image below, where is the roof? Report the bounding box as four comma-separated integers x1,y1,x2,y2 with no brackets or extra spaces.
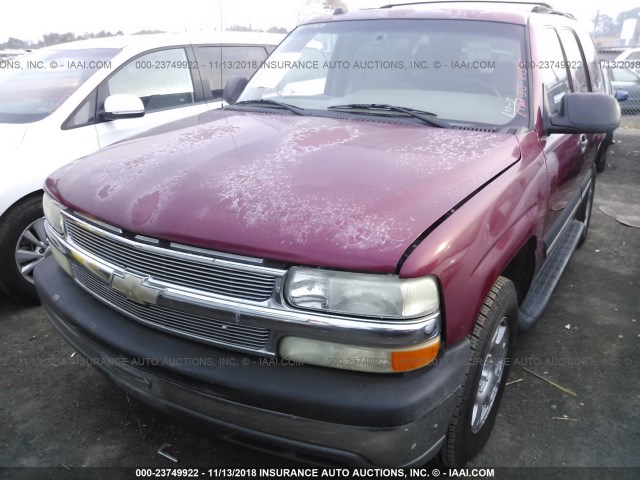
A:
302,1,577,27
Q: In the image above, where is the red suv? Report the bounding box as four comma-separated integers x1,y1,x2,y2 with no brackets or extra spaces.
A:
36,1,620,467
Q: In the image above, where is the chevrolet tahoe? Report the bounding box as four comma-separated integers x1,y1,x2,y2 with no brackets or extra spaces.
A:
35,1,620,467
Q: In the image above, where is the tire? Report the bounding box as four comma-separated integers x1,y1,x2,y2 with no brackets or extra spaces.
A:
440,276,518,467
595,144,608,173
576,172,595,247
595,132,613,173
0,194,48,303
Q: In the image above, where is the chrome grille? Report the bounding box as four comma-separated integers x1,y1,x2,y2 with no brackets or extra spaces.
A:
64,218,277,302
72,264,270,351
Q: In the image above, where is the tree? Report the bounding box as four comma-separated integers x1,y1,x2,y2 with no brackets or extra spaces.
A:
42,32,76,46
3,37,28,49
133,29,165,35
226,25,261,32
298,0,347,24
267,27,288,34
593,13,618,39
323,0,347,9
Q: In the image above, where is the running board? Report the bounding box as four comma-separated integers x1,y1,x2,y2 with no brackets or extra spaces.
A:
518,220,585,331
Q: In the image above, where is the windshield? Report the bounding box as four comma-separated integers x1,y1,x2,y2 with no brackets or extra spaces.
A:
0,47,119,124
239,19,528,127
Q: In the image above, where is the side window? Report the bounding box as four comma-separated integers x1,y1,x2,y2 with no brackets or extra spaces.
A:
105,48,195,112
611,67,640,82
63,90,97,129
558,29,590,92
576,31,603,92
194,46,268,99
541,28,571,114
626,51,640,61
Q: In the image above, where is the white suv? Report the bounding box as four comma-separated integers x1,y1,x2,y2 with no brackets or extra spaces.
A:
0,32,283,302
615,46,640,74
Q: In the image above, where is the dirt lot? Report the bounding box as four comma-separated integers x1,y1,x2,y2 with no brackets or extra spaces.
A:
1,130,639,479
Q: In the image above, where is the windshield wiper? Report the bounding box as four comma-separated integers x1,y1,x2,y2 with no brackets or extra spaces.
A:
232,99,306,116
328,103,448,128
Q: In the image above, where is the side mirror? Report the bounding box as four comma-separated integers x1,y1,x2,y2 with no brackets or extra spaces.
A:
546,93,620,135
614,90,629,102
222,76,248,105
102,94,145,120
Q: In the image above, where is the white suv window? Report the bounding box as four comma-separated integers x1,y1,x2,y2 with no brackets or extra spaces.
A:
106,48,195,112
0,48,118,123
194,46,268,99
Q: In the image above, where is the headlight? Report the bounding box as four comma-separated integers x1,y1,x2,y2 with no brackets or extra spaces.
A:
42,193,65,235
42,193,72,276
284,267,439,319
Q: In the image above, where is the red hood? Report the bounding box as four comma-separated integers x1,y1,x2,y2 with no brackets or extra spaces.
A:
46,111,520,272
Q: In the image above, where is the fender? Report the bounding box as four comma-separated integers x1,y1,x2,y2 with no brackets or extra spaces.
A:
400,134,548,344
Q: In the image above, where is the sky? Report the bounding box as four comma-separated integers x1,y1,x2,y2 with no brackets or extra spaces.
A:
1,0,639,43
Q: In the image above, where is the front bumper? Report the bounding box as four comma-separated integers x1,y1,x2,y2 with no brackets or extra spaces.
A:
35,257,469,467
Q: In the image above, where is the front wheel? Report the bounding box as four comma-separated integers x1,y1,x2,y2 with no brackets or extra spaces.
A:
440,276,518,467
0,195,48,303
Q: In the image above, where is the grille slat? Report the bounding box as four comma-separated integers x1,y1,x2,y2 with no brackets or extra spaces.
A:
69,224,275,283
65,220,277,302
66,222,276,285
73,265,270,350
64,216,279,352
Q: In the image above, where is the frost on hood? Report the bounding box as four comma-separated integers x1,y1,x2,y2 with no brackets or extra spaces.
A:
216,124,410,251
71,123,241,201
387,129,503,172
63,122,240,226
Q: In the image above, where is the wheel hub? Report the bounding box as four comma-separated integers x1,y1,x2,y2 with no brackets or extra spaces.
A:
471,317,509,433
14,217,50,285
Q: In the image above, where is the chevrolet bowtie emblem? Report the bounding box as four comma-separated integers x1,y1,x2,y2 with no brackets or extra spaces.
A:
111,272,161,305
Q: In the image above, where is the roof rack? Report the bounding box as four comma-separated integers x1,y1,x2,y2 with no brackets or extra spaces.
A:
378,1,576,20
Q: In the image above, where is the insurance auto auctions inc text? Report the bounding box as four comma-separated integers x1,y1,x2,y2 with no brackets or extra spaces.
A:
251,468,495,478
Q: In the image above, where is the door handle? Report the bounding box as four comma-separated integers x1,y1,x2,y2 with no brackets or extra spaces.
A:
579,134,588,154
